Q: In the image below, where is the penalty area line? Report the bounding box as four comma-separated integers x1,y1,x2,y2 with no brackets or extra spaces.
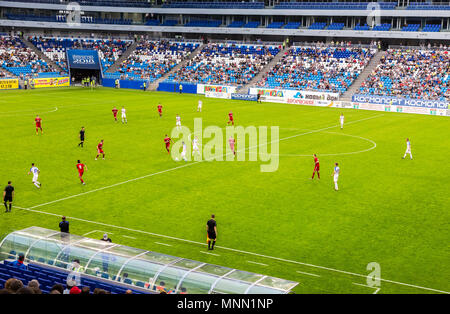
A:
11,205,449,294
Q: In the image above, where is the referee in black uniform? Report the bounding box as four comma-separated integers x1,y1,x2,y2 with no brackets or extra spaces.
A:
3,181,14,213
78,127,85,148
206,214,217,250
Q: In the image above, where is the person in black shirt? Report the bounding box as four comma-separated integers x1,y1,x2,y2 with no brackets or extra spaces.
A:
3,181,14,213
206,214,217,250
59,216,69,233
78,127,85,148
100,234,112,242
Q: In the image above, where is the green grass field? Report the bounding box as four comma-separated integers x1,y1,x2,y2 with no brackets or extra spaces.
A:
0,87,448,294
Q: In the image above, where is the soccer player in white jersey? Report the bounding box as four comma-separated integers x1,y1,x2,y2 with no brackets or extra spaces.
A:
197,100,202,112
181,141,187,161
176,114,181,130
403,138,413,159
121,106,127,124
332,162,340,191
192,136,200,156
340,113,344,129
28,163,41,188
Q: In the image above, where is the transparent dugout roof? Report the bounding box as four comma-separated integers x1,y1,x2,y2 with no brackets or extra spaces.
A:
0,227,298,294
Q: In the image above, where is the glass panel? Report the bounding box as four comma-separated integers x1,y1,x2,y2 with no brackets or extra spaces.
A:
0,234,36,261
118,258,166,290
54,244,97,270
27,238,64,265
85,248,128,281
173,259,203,270
213,277,252,294
197,264,232,277
178,271,218,294
19,226,58,238
141,251,179,265
153,265,188,294
246,285,285,294
258,276,298,291
226,270,263,283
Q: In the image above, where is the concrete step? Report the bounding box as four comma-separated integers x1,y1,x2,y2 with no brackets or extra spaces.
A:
21,37,64,73
106,40,139,73
147,42,205,91
340,49,385,101
235,45,290,94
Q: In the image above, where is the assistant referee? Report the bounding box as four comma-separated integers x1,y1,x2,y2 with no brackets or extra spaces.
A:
3,181,14,213
206,214,217,250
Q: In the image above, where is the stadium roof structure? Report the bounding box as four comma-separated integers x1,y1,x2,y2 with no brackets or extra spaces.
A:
0,227,298,294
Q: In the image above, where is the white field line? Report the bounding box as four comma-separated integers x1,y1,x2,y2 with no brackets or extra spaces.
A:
200,251,220,257
27,114,384,211
121,235,136,239
0,107,58,117
82,229,113,237
12,205,449,294
247,261,269,267
296,270,321,278
353,282,381,294
154,242,172,247
275,131,377,157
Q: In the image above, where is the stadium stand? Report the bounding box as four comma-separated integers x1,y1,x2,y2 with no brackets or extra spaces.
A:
185,20,222,27
407,2,450,10
256,44,377,95
3,0,152,8
309,22,327,30
274,2,397,10
0,260,149,294
402,24,421,32
284,22,301,29
372,24,391,31
267,22,285,29
30,37,132,73
162,1,265,9
0,35,59,78
327,23,345,30
354,24,370,31
228,21,245,28
104,40,199,82
422,24,441,32
166,43,280,86
359,48,450,101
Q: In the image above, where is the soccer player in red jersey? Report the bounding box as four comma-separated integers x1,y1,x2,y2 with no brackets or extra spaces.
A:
95,140,105,160
227,111,234,125
35,115,43,134
312,154,320,179
112,107,118,122
164,134,174,154
157,103,163,117
76,160,87,185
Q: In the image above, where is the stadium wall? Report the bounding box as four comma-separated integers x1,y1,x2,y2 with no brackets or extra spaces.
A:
103,78,149,90
157,81,197,94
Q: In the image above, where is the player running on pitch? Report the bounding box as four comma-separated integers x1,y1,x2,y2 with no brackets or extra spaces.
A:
192,136,200,156
164,134,174,154
35,115,43,134
197,100,202,112
403,138,413,160
95,140,105,160
121,106,127,124
112,106,118,122
176,114,181,130
78,127,85,148
332,163,340,191
229,136,236,156
340,113,344,130
76,160,87,185
181,141,188,162
157,103,163,117
28,163,41,188
312,154,320,179
227,111,234,126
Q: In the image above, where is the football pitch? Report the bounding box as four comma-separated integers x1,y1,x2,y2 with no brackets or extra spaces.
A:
0,87,448,294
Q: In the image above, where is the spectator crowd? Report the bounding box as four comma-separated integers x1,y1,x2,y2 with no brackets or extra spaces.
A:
256,44,377,95
106,40,199,82
167,43,279,85
359,48,450,100
0,35,58,79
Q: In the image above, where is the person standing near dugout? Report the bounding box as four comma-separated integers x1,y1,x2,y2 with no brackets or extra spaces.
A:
3,181,14,213
206,214,217,250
